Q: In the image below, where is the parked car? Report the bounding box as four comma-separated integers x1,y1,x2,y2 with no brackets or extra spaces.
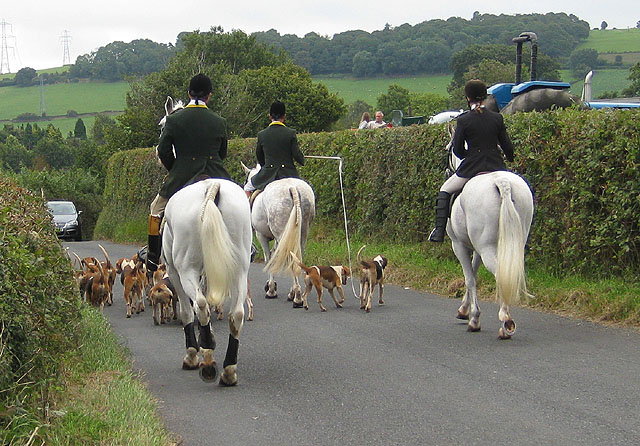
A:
47,200,82,241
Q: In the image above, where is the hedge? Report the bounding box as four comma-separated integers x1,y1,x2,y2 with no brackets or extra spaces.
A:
96,108,640,278
0,178,83,435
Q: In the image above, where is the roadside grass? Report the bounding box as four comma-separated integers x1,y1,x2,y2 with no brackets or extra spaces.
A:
302,225,640,328
40,306,176,446
314,74,451,105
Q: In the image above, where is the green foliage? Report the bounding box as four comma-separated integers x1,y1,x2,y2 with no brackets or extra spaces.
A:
376,84,410,117
0,177,83,441
119,30,344,148
408,92,450,118
238,63,346,135
621,62,640,96
570,48,600,77
14,67,37,87
69,39,174,81
254,12,589,76
507,108,640,275
73,118,87,139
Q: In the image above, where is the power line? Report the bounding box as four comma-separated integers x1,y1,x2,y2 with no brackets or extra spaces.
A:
60,30,72,66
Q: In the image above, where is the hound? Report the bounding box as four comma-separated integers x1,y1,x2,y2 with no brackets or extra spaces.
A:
356,245,388,313
290,251,351,312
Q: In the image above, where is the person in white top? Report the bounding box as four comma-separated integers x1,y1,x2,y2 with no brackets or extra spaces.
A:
358,111,371,129
367,111,387,129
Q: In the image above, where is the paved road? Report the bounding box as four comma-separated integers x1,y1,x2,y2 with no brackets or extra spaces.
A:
67,240,640,446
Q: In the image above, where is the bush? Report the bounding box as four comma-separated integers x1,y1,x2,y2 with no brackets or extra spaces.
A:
0,176,83,439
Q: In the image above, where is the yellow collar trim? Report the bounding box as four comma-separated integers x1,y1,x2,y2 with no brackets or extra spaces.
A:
269,121,286,127
185,104,208,109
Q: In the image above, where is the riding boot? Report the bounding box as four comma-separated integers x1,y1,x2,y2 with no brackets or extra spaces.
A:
146,215,162,272
429,191,452,243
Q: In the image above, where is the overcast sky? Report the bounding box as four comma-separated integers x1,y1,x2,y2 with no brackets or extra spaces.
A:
1,1,637,72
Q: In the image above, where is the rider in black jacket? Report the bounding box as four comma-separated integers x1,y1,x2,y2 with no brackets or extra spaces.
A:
429,79,515,243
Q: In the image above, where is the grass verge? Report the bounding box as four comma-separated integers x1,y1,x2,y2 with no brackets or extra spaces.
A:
3,306,177,446
302,226,640,328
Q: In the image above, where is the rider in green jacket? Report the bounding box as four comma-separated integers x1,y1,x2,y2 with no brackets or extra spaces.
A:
147,73,231,272
244,101,305,197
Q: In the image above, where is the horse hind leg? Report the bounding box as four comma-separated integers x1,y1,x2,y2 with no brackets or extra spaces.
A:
220,279,247,386
453,243,481,331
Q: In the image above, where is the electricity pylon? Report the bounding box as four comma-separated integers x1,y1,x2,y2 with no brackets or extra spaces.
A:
0,19,14,74
60,30,72,66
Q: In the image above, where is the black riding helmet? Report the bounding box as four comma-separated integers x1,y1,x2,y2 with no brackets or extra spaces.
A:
188,73,213,99
464,79,488,102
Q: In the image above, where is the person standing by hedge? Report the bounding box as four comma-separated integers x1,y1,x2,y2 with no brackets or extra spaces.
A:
428,79,515,243
146,73,231,272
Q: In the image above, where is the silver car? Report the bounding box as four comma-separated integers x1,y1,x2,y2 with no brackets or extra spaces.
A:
47,200,82,241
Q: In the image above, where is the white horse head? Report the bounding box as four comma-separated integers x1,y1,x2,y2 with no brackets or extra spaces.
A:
158,96,185,129
241,161,261,189
156,96,184,165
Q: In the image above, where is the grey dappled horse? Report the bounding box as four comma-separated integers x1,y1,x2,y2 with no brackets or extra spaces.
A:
445,124,534,338
242,163,315,308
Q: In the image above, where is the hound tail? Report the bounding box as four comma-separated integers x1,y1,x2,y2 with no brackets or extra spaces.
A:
266,186,302,276
496,178,527,307
289,251,313,276
200,182,239,310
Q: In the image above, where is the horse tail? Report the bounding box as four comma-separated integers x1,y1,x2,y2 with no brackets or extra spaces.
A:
496,178,527,307
266,186,302,276
200,181,239,310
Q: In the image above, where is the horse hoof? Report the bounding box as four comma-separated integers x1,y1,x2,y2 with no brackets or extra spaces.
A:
199,361,218,382
500,319,516,338
467,324,481,332
456,311,470,320
292,301,304,308
219,365,238,387
265,294,278,299
182,361,199,370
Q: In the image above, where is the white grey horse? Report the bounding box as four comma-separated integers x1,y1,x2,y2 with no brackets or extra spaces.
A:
242,163,315,308
445,124,534,338
162,175,252,385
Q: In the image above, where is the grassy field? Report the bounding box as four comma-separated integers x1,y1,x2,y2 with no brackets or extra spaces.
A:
576,28,640,53
0,65,70,80
0,80,128,120
314,74,451,105
560,68,632,96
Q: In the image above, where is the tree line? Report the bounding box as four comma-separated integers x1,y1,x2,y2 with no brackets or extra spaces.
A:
253,12,590,77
